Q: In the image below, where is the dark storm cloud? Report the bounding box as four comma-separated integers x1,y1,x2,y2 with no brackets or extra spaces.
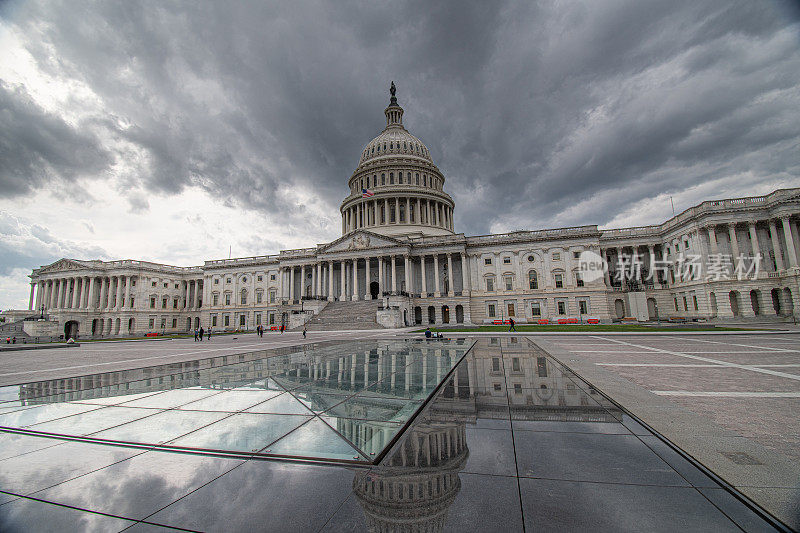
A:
3,0,800,235
0,82,112,197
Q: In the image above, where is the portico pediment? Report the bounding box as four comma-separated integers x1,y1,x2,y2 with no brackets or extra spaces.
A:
319,231,406,254
37,258,90,274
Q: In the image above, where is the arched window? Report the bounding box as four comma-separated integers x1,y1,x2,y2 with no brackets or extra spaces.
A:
390,142,393,150
240,289,247,305
528,270,538,290
390,172,394,184
415,172,419,185
407,172,412,183
381,173,386,185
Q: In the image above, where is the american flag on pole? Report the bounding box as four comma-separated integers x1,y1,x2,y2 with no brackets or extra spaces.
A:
362,188,374,198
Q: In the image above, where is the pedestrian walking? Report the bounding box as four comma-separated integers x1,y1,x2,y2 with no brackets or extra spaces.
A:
199,326,205,341
280,323,285,334
207,328,212,340
193,329,198,341
302,324,307,338
508,317,516,332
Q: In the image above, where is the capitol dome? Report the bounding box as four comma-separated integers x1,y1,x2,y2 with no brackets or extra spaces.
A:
341,82,455,238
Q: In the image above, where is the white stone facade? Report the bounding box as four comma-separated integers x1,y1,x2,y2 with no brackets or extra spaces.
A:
14,86,800,338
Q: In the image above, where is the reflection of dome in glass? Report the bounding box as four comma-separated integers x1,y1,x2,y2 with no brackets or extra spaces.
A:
353,419,468,533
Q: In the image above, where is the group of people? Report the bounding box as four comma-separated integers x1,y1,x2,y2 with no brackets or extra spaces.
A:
4,337,16,344
193,327,210,341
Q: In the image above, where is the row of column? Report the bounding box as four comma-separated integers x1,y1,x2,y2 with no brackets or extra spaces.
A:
342,197,453,233
29,276,204,312
32,276,133,312
281,252,470,302
706,217,799,270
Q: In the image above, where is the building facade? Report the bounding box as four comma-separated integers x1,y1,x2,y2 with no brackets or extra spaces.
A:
14,86,800,338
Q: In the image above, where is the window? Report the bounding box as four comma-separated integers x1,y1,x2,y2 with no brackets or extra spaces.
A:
224,315,230,326
552,252,561,261
256,313,262,325
172,318,177,328
573,251,580,259
514,383,522,395
214,279,219,285
173,298,178,309
674,297,679,311
150,297,156,309
579,300,588,314
527,255,534,262
269,313,275,325
175,283,179,289
211,315,217,327
557,301,566,315
492,358,500,372
530,302,541,316
504,275,513,291
239,314,246,326
576,273,584,287
488,303,496,317
257,276,262,282
240,290,247,305
390,172,394,184
270,291,276,303
160,318,166,329
130,297,135,307
503,257,511,264
555,274,563,288
486,277,494,292
226,278,231,284
131,280,136,286
151,281,156,287
507,302,515,317
256,292,262,304
212,294,219,306
512,358,520,372
163,282,168,288
381,173,385,185
162,298,167,309
242,276,247,283
683,296,688,311
693,295,698,311
484,257,492,265
493,383,502,392
528,271,538,289
225,294,231,306
148,318,154,328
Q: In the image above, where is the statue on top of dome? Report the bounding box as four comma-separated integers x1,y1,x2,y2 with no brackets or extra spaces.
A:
389,81,397,105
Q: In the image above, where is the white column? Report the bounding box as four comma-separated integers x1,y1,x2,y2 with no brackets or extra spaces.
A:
391,255,397,293
447,253,454,296
728,224,740,260
327,261,334,301
378,256,384,296
353,259,358,301
461,253,470,295
28,283,35,310
86,278,94,309
194,280,201,308
404,255,411,294
769,220,785,270
708,226,719,255
433,254,441,297
289,267,295,301
339,261,347,301
406,198,411,224
98,278,107,309
421,255,428,297
71,277,80,308
781,217,798,268
300,265,306,299
394,199,399,225
115,276,123,309
748,223,760,260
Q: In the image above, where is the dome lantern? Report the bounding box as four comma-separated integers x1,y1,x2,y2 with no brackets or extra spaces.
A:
385,81,404,129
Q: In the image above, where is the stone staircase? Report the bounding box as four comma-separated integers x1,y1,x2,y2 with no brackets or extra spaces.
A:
301,300,384,330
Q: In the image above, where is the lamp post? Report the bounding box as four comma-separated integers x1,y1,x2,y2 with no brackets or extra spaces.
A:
40,305,45,319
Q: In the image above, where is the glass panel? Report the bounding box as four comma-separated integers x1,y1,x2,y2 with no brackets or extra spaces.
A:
266,418,367,461
178,390,284,412
169,413,311,453
243,392,315,415
29,406,164,436
119,389,223,409
319,417,404,457
0,403,102,428
93,410,229,444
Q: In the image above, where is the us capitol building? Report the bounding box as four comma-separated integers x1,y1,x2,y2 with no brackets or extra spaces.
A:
10,84,800,339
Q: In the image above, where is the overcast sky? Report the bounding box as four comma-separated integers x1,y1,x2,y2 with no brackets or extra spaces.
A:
1,0,800,310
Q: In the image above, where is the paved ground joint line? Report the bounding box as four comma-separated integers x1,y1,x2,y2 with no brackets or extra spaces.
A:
588,336,800,382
